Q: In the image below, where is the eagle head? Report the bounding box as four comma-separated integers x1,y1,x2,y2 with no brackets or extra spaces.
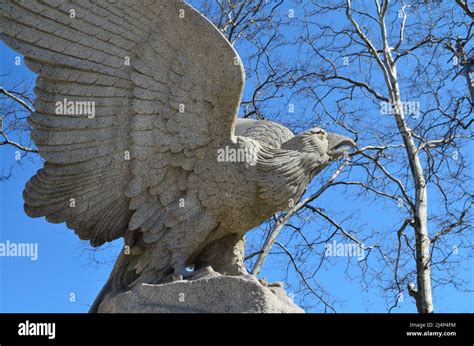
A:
282,127,356,160
325,131,357,159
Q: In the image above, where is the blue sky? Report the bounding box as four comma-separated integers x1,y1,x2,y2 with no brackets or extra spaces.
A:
0,1,473,313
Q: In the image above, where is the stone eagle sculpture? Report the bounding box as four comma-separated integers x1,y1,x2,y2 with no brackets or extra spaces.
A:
0,0,355,312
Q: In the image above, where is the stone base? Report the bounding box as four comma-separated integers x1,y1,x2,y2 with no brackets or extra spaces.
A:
98,272,304,313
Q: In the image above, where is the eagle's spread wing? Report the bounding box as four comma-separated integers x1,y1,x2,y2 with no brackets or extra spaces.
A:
0,1,244,247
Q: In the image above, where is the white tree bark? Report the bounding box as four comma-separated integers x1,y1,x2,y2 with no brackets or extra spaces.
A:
390,81,434,314
346,0,434,313
378,7,434,314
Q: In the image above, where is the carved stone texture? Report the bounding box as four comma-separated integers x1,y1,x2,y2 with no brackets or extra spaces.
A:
98,273,304,313
0,0,356,313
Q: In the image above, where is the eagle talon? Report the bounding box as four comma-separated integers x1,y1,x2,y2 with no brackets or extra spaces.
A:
172,264,215,281
171,264,190,281
171,273,184,281
189,265,214,279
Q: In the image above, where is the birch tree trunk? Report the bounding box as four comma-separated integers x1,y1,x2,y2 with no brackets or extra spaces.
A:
365,0,434,313
382,32,434,315
390,81,434,313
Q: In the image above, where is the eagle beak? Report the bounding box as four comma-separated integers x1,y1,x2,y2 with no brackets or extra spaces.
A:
327,133,356,159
